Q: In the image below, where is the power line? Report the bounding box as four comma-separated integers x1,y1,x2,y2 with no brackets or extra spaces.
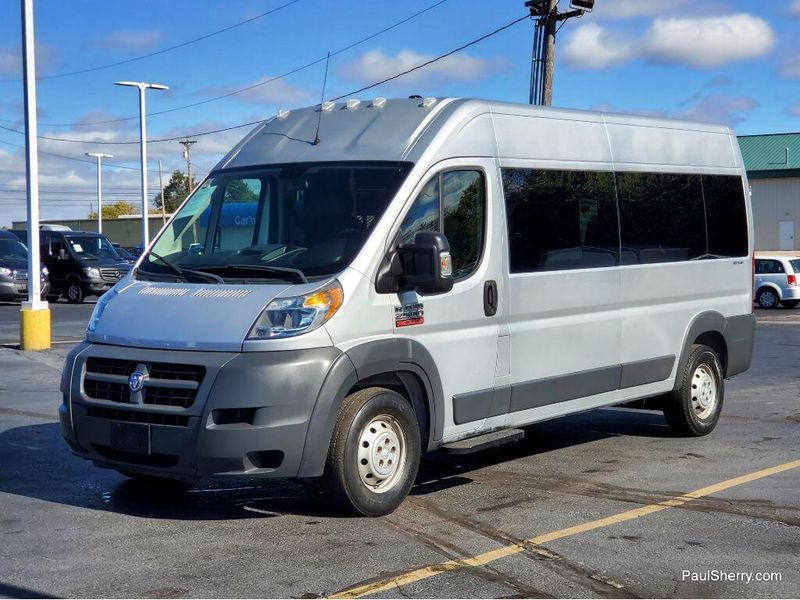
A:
330,14,530,101
0,0,452,128
0,12,528,147
0,0,303,84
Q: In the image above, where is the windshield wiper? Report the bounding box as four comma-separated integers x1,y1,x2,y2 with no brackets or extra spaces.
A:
146,251,225,284
204,263,308,284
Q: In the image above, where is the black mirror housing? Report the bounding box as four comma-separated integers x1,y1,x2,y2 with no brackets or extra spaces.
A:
400,231,454,295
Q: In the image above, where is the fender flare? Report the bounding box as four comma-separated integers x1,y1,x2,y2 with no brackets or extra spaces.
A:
297,337,444,478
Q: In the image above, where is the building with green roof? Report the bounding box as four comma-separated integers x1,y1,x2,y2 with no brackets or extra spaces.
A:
738,133,800,251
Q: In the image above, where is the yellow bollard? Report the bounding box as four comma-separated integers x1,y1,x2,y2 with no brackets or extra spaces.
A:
20,306,51,351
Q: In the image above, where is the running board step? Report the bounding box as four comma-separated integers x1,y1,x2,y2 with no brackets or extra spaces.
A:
440,428,525,454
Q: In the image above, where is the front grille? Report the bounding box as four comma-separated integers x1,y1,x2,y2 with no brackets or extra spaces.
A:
86,405,190,427
100,267,128,282
83,357,205,408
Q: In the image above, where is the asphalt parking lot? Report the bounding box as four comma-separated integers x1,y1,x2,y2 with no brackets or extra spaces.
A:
0,304,798,598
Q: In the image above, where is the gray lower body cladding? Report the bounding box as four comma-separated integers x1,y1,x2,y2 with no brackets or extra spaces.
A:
60,342,344,480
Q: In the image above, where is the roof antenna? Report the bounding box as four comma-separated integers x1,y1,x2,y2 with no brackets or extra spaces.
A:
314,52,330,146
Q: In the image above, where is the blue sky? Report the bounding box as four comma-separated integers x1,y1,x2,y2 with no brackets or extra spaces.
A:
0,0,799,226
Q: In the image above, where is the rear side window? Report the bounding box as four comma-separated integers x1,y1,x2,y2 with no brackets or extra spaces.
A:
400,170,485,281
616,173,707,264
757,259,784,274
790,259,800,274
702,175,748,258
502,169,619,272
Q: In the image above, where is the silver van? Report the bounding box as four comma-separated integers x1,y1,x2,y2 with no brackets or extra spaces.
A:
60,98,755,516
754,254,800,309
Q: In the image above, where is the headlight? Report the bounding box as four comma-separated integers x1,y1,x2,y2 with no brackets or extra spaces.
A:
0,267,11,277
41,266,48,277
247,280,343,339
86,286,118,333
83,267,101,279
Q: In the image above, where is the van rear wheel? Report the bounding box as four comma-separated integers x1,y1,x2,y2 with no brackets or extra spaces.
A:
756,287,778,309
322,387,421,517
663,344,723,437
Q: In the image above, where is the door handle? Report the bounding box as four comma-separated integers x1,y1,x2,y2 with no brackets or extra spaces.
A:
484,280,498,317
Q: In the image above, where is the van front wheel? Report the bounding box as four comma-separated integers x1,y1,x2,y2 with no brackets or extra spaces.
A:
65,281,84,304
663,344,723,437
322,387,421,517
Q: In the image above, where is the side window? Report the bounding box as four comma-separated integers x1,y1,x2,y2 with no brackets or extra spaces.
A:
502,169,619,272
702,175,748,258
617,172,705,264
399,170,486,281
769,260,784,274
50,235,65,256
39,233,50,256
212,178,262,251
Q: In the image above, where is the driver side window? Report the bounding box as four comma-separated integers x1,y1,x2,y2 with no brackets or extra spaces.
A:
399,170,485,281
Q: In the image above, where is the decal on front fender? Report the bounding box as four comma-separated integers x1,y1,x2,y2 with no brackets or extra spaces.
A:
395,302,424,327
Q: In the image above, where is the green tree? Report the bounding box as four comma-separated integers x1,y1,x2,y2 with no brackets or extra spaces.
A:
153,170,196,214
88,201,138,220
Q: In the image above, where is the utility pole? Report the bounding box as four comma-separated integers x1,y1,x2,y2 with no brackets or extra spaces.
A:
179,139,196,195
526,0,594,106
19,0,50,351
85,152,113,234
158,159,166,224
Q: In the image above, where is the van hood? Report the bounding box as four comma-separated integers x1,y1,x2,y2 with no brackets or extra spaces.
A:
86,278,294,351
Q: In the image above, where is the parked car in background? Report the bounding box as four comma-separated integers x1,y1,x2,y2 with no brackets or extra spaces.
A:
754,254,800,309
15,229,130,303
0,230,50,301
112,243,138,265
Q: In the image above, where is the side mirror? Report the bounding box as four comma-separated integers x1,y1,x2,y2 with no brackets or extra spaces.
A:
376,231,454,295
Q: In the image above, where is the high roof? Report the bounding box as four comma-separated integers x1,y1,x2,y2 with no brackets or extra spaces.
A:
738,132,800,179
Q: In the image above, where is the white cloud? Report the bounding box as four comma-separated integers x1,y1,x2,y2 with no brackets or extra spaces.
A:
788,103,800,117
564,14,775,70
197,77,314,107
778,54,800,78
592,0,691,19
643,14,775,68
98,30,163,53
562,24,635,69
338,49,499,87
0,44,58,76
791,0,800,16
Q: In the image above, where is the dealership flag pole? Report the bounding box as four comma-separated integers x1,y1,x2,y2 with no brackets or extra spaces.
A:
19,0,50,351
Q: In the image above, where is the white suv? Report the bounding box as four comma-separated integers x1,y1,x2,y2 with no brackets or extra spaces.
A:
754,255,800,309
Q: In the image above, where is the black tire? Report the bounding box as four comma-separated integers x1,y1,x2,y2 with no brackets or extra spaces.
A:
65,280,84,304
663,344,723,437
756,287,778,309
322,387,421,517
782,300,799,309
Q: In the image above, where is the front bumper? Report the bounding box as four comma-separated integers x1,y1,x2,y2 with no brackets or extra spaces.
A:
84,278,113,295
60,342,341,480
0,279,50,300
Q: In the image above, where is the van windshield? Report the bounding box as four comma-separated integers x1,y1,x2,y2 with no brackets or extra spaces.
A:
66,235,120,260
139,161,412,282
0,238,28,260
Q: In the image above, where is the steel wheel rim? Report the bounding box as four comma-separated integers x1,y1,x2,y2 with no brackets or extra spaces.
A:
357,414,406,494
759,290,776,307
691,364,717,420
68,285,78,301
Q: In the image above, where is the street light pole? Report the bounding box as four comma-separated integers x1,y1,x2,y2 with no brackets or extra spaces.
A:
114,81,168,249
85,152,113,234
19,0,49,351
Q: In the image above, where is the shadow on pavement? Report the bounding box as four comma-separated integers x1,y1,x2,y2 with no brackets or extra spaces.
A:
0,408,669,519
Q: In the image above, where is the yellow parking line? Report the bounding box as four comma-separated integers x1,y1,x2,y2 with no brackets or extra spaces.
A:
332,459,800,599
